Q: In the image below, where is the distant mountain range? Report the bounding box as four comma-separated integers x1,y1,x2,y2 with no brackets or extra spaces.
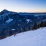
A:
0,9,46,39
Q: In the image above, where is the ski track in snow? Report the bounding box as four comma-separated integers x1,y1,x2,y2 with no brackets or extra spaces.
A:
0,27,46,46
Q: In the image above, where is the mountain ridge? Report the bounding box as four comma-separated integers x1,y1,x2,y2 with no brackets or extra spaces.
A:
0,9,46,14
0,9,46,39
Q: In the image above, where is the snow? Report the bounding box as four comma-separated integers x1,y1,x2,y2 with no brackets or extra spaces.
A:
26,19,31,23
0,27,46,46
11,29,15,30
26,19,32,23
26,19,30,22
6,18,13,23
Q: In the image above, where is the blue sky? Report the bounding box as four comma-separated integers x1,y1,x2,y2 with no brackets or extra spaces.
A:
0,0,46,12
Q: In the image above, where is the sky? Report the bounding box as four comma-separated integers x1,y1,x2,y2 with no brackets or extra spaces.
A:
0,0,46,12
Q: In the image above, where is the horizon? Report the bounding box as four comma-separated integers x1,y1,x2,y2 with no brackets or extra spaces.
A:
0,9,46,13
0,0,46,13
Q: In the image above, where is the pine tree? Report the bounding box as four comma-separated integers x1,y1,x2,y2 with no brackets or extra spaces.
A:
40,21,44,27
9,31,12,36
32,23,37,30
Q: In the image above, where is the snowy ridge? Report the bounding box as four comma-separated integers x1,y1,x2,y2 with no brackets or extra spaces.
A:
0,27,46,46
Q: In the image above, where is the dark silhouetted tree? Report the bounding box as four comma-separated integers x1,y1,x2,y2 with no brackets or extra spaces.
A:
9,30,12,36
32,23,37,30
40,21,44,27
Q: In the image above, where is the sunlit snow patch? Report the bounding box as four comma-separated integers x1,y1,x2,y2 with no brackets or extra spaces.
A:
11,29,16,30
6,18,13,23
26,19,30,22
26,19,32,23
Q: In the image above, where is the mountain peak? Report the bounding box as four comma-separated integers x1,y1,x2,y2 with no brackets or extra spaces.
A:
0,9,10,15
1,9,9,12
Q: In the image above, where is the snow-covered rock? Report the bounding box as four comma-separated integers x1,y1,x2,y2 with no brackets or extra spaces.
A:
0,27,46,46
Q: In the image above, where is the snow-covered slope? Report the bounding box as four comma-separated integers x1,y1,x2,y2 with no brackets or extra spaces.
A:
0,27,46,46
